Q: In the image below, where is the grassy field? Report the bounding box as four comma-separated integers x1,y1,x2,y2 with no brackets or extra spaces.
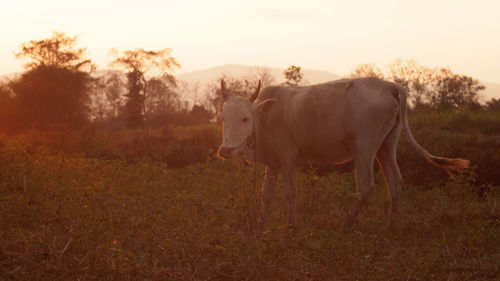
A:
1,110,499,280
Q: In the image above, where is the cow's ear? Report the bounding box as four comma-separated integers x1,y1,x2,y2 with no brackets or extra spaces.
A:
256,98,277,115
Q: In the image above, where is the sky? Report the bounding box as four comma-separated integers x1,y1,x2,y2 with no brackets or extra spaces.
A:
1,0,500,83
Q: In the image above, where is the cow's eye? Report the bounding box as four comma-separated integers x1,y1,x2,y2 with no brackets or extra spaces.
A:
242,117,249,123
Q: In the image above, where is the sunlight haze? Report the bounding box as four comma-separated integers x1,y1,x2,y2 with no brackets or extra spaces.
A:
1,0,499,83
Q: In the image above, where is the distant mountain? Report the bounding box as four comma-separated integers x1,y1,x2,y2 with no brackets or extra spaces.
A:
173,64,344,106
177,64,500,100
176,64,342,85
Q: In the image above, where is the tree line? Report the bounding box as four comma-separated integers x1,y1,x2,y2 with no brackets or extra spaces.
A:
348,60,499,111
0,32,497,133
0,32,214,132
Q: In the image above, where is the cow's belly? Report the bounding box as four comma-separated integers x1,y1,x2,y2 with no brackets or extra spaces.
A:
297,139,353,163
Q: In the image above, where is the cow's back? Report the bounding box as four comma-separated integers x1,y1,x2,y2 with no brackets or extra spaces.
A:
257,78,400,163
285,79,356,162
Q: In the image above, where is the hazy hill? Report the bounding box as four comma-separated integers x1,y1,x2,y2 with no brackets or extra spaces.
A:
173,64,343,106
176,64,500,101
176,64,342,85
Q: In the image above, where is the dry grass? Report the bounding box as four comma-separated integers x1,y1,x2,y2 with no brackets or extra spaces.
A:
0,143,498,280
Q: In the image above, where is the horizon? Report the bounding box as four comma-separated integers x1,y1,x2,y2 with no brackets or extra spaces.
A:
1,0,500,84
3,62,500,101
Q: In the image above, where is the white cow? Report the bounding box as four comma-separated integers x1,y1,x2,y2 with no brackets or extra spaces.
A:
218,77,469,228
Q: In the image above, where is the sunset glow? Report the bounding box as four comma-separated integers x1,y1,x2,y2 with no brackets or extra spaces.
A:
2,1,500,279
1,0,500,82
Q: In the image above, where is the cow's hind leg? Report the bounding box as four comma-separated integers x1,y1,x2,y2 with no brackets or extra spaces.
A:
376,126,403,226
343,150,376,231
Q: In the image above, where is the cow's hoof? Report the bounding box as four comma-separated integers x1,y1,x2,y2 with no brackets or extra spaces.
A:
387,214,402,232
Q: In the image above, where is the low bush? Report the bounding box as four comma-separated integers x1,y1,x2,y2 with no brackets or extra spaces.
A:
2,110,498,187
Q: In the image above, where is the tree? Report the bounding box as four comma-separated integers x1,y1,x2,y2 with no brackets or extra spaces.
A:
177,80,204,108
0,83,20,132
104,71,125,120
15,31,94,72
432,69,485,109
189,104,213,124
250,66,276,87
348,63,384,79
86,71,126,124
89,76,108,122
146,77,180,116
486,98,500,111
123,69,145,128
10,32,94,129
388,59,435,106
387,59,484,110
109,48,180,128
10,66,92,129
283,65,304,86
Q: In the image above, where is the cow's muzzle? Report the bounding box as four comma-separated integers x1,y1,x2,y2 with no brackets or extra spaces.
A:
219,133,255,159
218,146,233,159
218,145,244,159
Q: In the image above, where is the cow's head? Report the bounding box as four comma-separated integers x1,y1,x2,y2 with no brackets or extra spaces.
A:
218,79,276,160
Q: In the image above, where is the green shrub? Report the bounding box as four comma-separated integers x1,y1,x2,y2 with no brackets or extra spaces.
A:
401,111,500,186
1,110,498,186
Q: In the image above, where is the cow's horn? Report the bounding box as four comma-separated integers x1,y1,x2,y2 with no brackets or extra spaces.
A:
249,80,261,102
220,79,229,101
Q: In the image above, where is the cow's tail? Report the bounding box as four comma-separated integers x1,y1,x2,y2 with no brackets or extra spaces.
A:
395,84,470,178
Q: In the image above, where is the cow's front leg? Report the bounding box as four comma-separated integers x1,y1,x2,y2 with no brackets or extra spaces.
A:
261,167,280,223
282,165,297,227
343,152,375,232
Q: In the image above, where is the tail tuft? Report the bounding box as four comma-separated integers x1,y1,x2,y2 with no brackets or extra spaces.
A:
428,156,470,178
